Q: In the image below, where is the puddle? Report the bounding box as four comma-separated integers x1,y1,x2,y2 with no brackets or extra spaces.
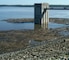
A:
29,40,46,47
59,30,69,36
29,40,41,47
48,22,67,29
28,40,50,47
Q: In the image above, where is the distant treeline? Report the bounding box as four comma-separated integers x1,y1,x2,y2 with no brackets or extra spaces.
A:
50,5,69,7
0,5,69,7
0,5,34,7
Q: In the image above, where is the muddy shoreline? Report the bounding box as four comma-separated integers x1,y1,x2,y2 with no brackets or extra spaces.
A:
0,26,69,59
0,27,69,49
0,18,69,59
0,29,58,54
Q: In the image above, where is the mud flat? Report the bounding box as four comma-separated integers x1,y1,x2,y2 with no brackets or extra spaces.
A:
3,18,34,23
49,18,69,25
3,18,69,25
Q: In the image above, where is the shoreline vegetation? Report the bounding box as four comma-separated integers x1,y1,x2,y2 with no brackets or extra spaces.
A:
0,5,34,7
0,5,69,7
0,18,69,59
3,18,69,25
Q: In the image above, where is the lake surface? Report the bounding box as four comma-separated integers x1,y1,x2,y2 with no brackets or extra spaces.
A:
0,7,69,31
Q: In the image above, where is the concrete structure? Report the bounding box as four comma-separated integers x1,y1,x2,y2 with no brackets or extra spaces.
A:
34,3,49,25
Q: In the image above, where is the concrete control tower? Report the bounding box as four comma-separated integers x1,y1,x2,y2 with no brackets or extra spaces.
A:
34,3,49,25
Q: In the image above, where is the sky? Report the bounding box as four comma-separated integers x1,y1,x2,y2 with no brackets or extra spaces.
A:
0,0,69,5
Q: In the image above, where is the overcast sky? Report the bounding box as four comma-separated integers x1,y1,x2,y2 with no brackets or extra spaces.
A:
0,0,69,5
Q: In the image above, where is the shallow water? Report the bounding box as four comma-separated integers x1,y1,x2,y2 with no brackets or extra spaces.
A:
0,21,34,31
0,7,69,20
0,7,69,31
0,7,34,20
48,22,67,29
0,21,66,31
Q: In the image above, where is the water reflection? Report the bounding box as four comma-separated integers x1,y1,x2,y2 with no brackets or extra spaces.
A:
0,21,67,31
0,21,34,31
41,24,48,29
34,22,66,30
34,24,48,30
